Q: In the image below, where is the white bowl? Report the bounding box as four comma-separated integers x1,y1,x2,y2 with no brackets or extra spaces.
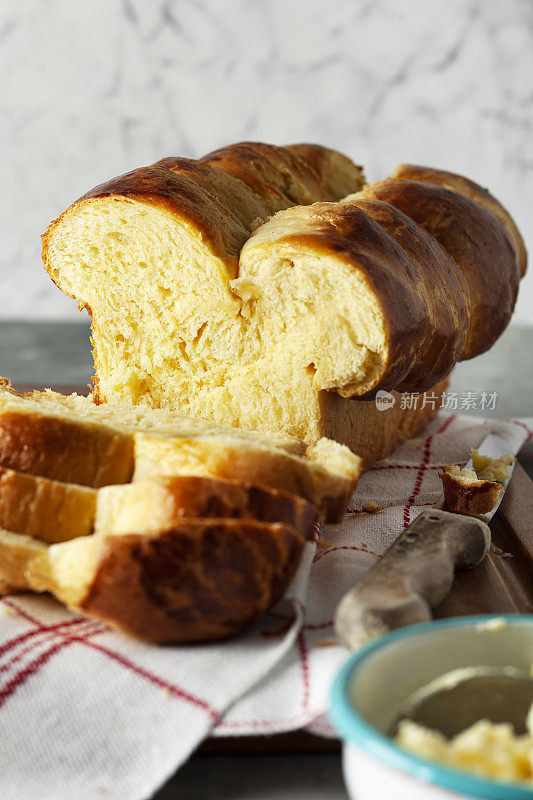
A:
330,615,533,800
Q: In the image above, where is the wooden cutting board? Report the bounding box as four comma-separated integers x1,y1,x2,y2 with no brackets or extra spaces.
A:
16,384,533,753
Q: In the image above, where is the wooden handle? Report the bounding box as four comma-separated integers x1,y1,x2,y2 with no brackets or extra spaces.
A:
334,508,491,650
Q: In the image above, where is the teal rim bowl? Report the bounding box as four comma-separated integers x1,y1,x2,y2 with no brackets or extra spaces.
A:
330,615,533,800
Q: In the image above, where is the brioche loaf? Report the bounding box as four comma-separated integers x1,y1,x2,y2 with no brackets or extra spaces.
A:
42,143,525,452
0,381,359,522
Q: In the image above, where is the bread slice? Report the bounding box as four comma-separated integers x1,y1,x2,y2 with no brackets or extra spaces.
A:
0,520,305,642
0,381,360,522
0,461,316,543
0,380,134,486
0,468,317,602
133,433,358,522
0,528,46,591
95,475,317,537
0,466,96,543
439,451,514,516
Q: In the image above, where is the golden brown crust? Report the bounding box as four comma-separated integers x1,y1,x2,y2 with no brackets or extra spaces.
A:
284,143,365,201
439,468,502,516
42,143,364,316
359,178,520,360
393,164,527,277
97,475,317,539
79,520,304,643
151,155,269,232
0,409,133,487
199,142,364,212
0,466,96,543
352,199,468,392
200,141,325,212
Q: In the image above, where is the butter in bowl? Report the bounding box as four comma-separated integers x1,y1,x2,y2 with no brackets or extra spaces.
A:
330,615,533,800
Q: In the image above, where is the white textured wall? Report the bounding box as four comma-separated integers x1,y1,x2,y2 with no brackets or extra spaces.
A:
1,0,532,321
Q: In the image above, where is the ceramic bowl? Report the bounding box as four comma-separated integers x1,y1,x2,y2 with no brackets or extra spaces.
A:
330,615,533,800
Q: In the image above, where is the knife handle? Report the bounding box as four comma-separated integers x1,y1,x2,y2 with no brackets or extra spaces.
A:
334,508,491,650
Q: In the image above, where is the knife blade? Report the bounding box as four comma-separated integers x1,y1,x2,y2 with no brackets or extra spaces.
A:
334,432,514,650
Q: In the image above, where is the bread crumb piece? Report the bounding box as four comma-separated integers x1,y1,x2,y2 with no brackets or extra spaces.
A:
315,639,337,648
493,546,513,559
0,604,16,617
316,538,332,550
362,502,382,513
471,450,514,483
361,542,368,548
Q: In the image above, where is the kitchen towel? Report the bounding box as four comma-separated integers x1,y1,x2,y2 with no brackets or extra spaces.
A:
0,412,530,800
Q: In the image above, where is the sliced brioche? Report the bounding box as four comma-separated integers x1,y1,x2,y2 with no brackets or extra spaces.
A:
0,463,316,545
42,142,364,415
0,381,133,487
6,519,304,642
0,467,318,612
95,475,317,537
233,199,467,399
0,466,96,543
0,528,46,591
0,382,360,522
133,432,358,522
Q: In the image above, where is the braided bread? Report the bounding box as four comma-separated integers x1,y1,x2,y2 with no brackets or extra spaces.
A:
42,143,525,450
